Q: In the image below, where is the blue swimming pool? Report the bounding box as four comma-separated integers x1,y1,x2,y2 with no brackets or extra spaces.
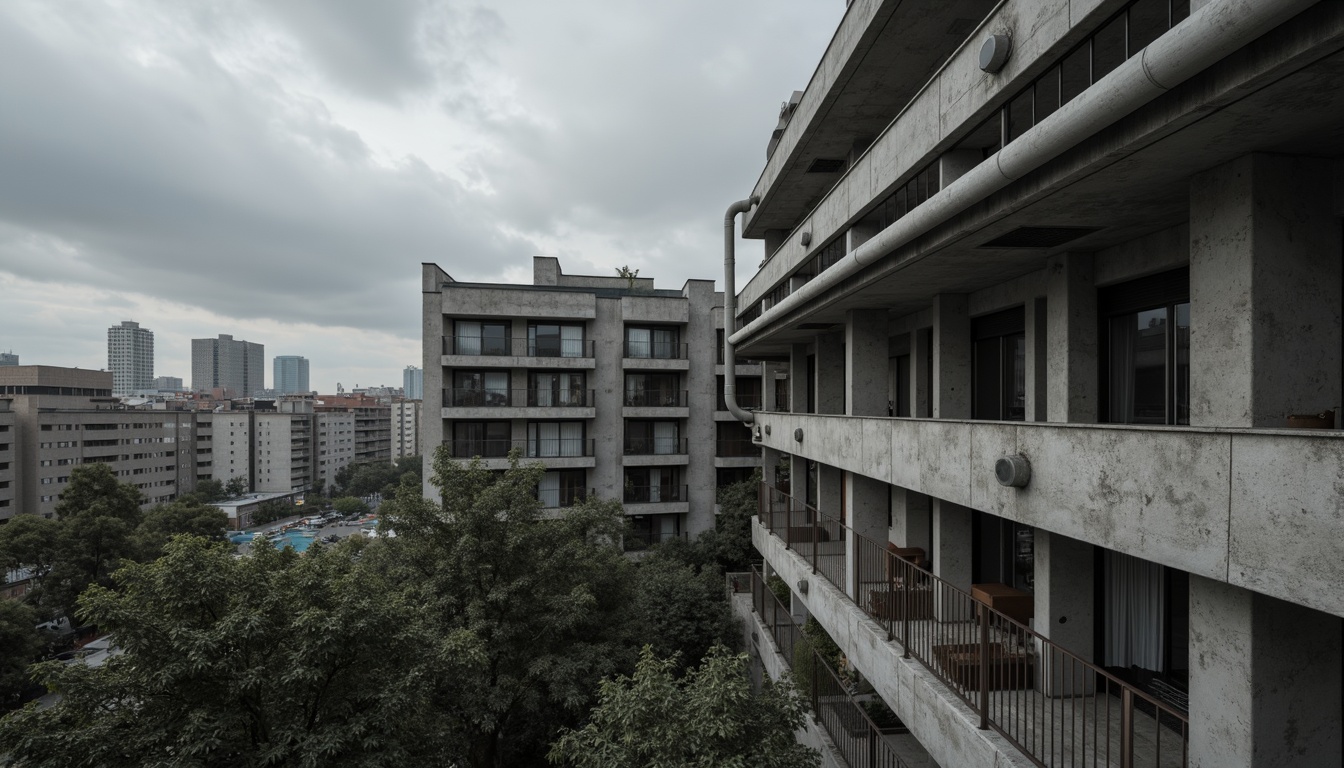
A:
269,530,317,553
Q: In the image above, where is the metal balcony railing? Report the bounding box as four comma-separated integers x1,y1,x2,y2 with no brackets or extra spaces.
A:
623,340,688,360
757,483,1190,768
623,484,688,504
623,390,688,408
622,530,687,552
715,439,761,458
746,567,914,768
443,336,595,358
443,388,594,408
717,392,763,411
622,437,688,456
446,438,595,460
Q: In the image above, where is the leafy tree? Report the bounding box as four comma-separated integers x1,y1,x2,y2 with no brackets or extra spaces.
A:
0,514,62,587
53,463,144,524
133,499,228,559
379,449,638,768
549,644,818,768
0,535,483,766
644,472,760,578
331,497,370,518
224,476,249,499
191,478,226,504
0,600,43,707
631,554,737,670
250,500,293,526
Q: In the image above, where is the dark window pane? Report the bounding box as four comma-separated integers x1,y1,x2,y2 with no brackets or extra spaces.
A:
1173,302,1190,425
1004,334,1026,421
1036,66,1061,123
1062,45,1090,103
1093,14,1126,80
895,355,911,417
1171,0,1190,25
973,339,1002,420
1007,88,1035,144
1128,0,1168,56
1110,308,1168,424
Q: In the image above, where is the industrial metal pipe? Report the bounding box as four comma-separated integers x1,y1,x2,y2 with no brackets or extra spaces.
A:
728,0,1315,347
723,195,761,424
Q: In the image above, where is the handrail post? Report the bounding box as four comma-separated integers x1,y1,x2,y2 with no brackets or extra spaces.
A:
811,508,819,575
1121,687,1134,768
886,551,895,642
902,561,911,659
812,649,819,717
978,605,990,730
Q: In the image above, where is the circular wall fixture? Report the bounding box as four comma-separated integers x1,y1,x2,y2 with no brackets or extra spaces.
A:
800,232,813,247
979,34,1013,73
995,454,1032,487
764,424,772,435
793,428,804,443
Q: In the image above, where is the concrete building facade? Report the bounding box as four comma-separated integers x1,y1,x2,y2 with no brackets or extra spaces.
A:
0,401,15,517
391,399,420,460
192,334,264,397
273,356,310,395
316,411,356,491
107,320,154,395
422,257,780,548
0,352,17,366
726,2,1344,767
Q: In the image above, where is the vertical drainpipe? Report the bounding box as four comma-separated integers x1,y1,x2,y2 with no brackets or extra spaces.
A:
723,196,761,425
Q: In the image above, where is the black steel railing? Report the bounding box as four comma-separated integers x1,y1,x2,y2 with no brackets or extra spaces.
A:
758,483,1190,768
622,530,687,552
623,437,688,456
447,438,595,460
623,340,688,359
623,484,688,504
624,390,688,407
443,336,595,358
444,388,594,408
538,486,591,509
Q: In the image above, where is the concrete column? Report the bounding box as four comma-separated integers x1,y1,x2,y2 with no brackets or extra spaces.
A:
889,487,931,554
1189,154,1342,428
932,295,971,419
1025,297,1048,422
1045,253,1097,423
1033,531,1095,696
760,446,781,490
846,472,888,600
1188,577,1342,767
814,331,845,415
846,309,888,417
932,499,973,591
911,328,931,417
790,343,809,414
817,463,842,519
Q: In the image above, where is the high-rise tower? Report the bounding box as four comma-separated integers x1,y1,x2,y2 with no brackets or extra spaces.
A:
274,356,311,394
107,320,154,394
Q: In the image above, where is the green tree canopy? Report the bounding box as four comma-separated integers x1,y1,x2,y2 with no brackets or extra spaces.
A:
133,498,228,560
549,644,818,768
0,600,42,707
224,476,249,499
379,448,638,767
330,497,370,518
0,535,482,767
190,478,226,504
630,554,736,671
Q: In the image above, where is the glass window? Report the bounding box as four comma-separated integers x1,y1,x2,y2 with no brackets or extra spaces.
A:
538,469,587,508
454,320,510,356
528,371,587,407
527,422,585,458
451,422,510,458
625,326,681,359
528,323,585,358
971,307,1027,421
624,421,681,455
451,371,510,407
1102,269,1190,426
624,467,682,503
624,373,682,407
1093,13,1126,80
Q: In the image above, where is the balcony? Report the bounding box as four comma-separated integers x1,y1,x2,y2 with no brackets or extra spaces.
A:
441,336,595,369
622,390,689,419
622,436,689,467
755,483,1189,768
622,530,687,553
445,438,596,470
441,388,597,419
623,484,688,506
622,340,690,371
538,486,591,510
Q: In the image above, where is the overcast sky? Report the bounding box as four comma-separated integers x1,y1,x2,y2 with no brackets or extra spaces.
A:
0,1,840,393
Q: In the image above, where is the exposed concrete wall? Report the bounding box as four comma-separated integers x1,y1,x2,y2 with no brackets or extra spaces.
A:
1189,154,1342,428
815,331,844,415
1033,530,1094,696
932,499,972,593
845,309,888,417
790,343,809,414
890,486,932,554
846,472,888,597
753,411,1344,619
1045,253,1097,423
932,295,970,419
440,286,597,320
591,299,623,504
421,264,447,501
1188,577,1342,767
682,281,717,535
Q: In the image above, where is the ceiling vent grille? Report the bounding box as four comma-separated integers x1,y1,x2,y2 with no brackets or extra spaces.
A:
806,158,846,174
979,226,1101,248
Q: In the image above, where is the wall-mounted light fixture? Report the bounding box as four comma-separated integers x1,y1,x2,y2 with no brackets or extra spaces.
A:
794,428,804,443
995,454,1031,487
979,34,1012,73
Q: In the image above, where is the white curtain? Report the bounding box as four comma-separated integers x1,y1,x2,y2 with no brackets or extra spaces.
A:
627,328,650,358
538,471,559,507
653,422,678,454
1104,551,1166,671
559,422,582,456
456,321,481,355
561,325,584,358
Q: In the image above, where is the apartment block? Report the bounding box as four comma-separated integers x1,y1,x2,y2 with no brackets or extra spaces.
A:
192,334,264,397
391,399,420,460
422,257,780,548
316,410,356,492
403,366,423,401
726,2,1344,767
0,401,15,517
273,355,310,395
107,320,154,395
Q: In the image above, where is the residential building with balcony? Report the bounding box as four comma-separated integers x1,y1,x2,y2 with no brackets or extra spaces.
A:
422,257,782,549
391,399,420,460
107,320,154,395
0,400,15,517
724,1,1344,767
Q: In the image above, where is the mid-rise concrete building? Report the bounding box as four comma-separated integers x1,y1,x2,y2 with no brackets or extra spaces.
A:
0,400,15,517
0,366,196,520
151,376,185,391
723,2,1344,767
107,320,154,395
273,355,310,395
316,395,392,466
422,257,780,548
192,334,264,397
391,399,420,460
316,410,356,491
0,352,18,366
403,366,423,401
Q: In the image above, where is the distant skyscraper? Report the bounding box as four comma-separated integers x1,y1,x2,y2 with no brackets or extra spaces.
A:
403,365,423,400
152,376,184,391
192,334,264,396
107,320,154,394
0,351,17,366
274,356,310,394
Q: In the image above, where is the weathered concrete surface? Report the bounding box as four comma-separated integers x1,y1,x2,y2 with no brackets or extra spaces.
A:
932,295,971,420
619,295,689,324
754,411,1344,617
439,286,596,320
1044,253,1097,423
846,309,889,417
755,518,1036,768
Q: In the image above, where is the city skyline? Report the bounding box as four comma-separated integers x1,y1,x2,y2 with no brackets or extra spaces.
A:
0,1,840,395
